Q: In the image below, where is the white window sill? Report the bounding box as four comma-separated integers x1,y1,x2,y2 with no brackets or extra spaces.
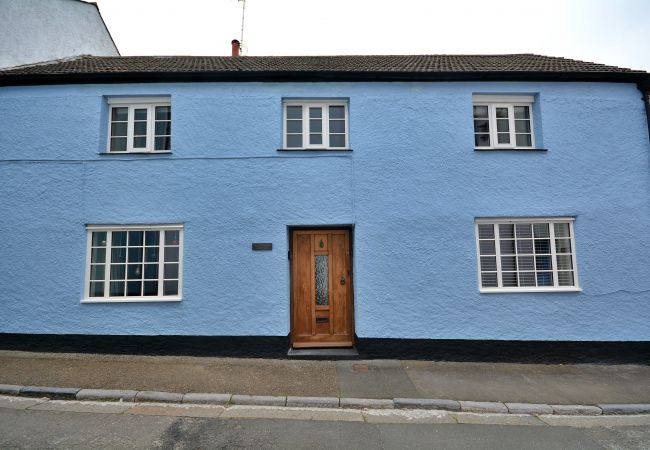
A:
277,148,352,152
82,297,182,304
474,147,547,152
99,151,173,155
480,287,582,294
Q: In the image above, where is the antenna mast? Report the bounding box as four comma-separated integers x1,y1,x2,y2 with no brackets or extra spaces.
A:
239,0,246,51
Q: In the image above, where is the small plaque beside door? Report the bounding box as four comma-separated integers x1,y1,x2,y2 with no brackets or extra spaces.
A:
252,243,272,251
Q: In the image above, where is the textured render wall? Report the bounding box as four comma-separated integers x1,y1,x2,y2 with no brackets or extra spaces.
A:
0,81,649,340
0,0,118,68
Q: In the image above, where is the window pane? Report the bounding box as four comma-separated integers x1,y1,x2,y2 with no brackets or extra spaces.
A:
129,231,144,246
473,105,488,118
474,134,490,147
514,106,530,119
164,247,179,262
134,108,147,120
554,223,570,237
515,120,531,133
286,135,302,148
516,240,533,254
477,224,494,239
145,247,159,262
143,281,158,296
473,120,489,133
89,281,104,297
501,256,516,271
329,105,345,119
127,264,142,279
110,264,125,280
499,224,514,238
516,134,532,147
90,264,105,280
496,119,510,132
518,255,534,270
164,280,178,296
329,120,345,133
145,231,159,246
558,271,574,286
144,264,159,279
481,272,498,288
555,239,572,253
557,255,573,270
112,231,127,246
502,272,518,287
499,239,515,254
309,119,322,133
536,255,552,270
537,272,553,286
515,223,532,238
111,107,128,121
286,106,302,119
286,120,302,133
92,232,107,247
165,230,180,245
309,134,322,145
91,247,106,263
496,107,509,118
329,134,346,147
519,272,536,287
127,247,143,263
309,107,322,118
497,133,510,144
164,263,179,279
155,121,171,135
134,121,147,136
155,106,171,120
533,223,549,238
534,239,551,254
110,281,125,296
480,256,497,271
154,136,171,150
111,248,126,263
111,122,128,137
315,255,329,306
127,281,142,296
110,137,127,152
479,240,495,255
133,136,147,148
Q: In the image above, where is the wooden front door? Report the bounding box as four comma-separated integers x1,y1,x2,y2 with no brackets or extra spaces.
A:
291,229,354,348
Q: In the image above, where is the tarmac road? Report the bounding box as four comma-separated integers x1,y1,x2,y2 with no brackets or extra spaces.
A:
1,406,650,449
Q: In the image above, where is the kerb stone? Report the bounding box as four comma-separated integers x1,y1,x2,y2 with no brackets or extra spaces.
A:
76,389,137,402
394,398,461,411
506,403,553,415
286,396,339,408
183,393,231,405
135,391,184,403
551,405,602,416
460,401,508,414
21,386,80,400
230,395,286,406
598,404,650,415
340,398,394,409
0,384,22,395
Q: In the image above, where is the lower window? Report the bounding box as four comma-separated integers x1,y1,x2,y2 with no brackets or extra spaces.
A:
475,218,579,292
85,225,183,301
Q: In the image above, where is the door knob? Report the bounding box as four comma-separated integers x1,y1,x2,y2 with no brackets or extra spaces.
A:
340,276,346,285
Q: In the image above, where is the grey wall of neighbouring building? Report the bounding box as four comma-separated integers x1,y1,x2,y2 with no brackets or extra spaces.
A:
0,0,118,69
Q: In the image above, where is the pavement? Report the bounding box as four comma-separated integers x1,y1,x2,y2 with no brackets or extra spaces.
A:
0,350,649,405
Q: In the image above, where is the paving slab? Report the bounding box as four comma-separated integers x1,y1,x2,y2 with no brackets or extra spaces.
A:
362,409,457,424
453,412,546,426
29,400,132,414
336,360,420,399
127,403,225,418
0,395,47,410
539,414,650,428
220,405,364,422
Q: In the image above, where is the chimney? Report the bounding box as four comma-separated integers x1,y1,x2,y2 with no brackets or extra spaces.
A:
231,39,241,57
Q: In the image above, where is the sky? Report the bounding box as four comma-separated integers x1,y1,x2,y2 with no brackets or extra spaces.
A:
94,0,650,71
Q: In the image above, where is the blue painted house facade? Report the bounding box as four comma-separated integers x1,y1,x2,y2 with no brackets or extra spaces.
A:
0,54,649,359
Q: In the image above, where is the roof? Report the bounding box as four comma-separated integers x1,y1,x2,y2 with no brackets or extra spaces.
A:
1,54,648,86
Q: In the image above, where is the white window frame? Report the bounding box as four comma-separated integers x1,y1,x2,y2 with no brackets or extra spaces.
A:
282,100,349,150
474,217,580,293
472,95,535,149
83,224,183,303
106,97,171,153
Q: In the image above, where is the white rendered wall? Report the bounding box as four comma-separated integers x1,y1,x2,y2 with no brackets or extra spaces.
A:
0,0,118,68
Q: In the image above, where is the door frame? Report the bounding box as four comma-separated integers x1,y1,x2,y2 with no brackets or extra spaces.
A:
288,225,356,348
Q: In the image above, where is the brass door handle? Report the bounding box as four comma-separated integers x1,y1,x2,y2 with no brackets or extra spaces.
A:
340,277,346,285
